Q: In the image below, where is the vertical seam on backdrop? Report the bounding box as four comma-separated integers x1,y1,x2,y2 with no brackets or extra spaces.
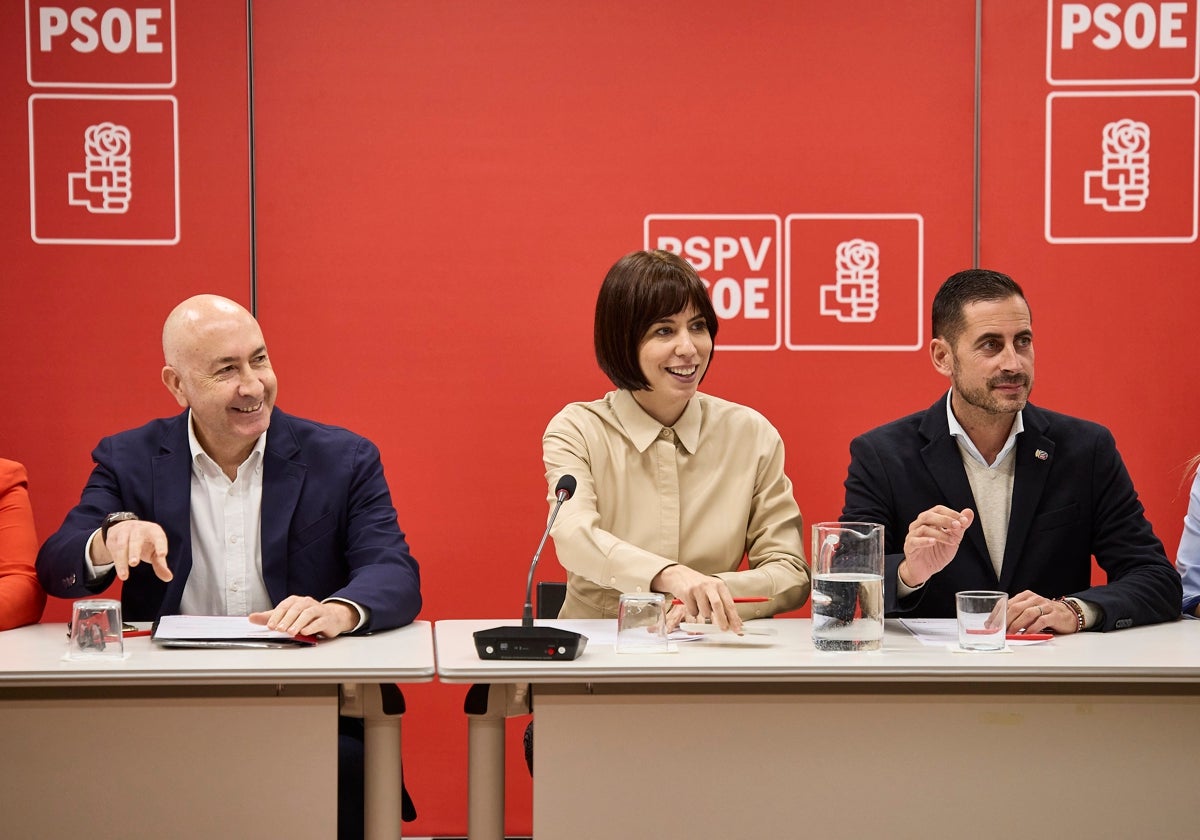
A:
246,0,259,316
974,0,983,267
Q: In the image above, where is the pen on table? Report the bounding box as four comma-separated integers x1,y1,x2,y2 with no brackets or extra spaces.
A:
670,597,770,605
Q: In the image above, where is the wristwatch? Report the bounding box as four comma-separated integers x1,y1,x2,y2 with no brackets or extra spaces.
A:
101,511,139,542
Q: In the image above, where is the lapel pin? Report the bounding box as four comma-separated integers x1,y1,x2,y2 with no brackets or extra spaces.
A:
1034,449,1049,461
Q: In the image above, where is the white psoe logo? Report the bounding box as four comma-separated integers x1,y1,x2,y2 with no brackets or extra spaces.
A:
821,238,880,323
68,122,132,214
1084,118,1149,213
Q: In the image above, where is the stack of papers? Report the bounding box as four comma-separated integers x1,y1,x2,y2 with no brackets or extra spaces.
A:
151,615,318,648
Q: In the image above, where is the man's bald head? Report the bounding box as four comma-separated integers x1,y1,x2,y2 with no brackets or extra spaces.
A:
160,295,277,471
162,295,260,370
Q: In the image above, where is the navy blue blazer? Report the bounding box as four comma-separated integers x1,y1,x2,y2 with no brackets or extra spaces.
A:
37,409,421,630
842,397,1180,630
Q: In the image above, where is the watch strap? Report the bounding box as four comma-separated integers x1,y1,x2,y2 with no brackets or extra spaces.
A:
101,512,139,542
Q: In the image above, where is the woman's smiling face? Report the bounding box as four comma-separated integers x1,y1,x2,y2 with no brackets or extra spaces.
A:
631,305,712,426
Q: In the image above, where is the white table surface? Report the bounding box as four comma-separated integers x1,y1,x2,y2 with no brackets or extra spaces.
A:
440,617,1200,840
435,617,1200,684
0,620,435,840
0,619,435,686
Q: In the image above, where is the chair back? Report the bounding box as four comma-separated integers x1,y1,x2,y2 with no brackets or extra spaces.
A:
535,581,567,619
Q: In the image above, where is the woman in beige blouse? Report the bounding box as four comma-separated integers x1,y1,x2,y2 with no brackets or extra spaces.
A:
543,249,810,633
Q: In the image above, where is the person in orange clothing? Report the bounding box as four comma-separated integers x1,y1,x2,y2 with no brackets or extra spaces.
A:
0,458,47,629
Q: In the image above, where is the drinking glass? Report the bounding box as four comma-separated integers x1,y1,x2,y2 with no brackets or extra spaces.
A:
67,598,124,660
956,590,1008,651
615,593,669,653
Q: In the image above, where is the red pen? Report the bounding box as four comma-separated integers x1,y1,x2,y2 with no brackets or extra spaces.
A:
670,597,770,605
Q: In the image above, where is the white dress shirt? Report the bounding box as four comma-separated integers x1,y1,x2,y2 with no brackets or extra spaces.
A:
179,414,272,616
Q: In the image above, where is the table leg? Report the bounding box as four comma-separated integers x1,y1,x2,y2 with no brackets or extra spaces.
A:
464,682,530,840
345,682,407,840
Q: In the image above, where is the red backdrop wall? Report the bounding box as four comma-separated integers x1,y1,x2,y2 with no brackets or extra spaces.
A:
4,1,1197,835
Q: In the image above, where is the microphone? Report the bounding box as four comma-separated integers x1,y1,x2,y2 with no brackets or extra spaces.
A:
521,474,575,627
473,474,588,660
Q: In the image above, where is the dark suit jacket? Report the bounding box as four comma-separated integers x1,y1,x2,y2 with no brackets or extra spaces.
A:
842,396,1180,630
37,409,421,630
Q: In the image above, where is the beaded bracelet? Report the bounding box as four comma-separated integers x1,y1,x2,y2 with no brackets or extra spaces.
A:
1057,596,1085,632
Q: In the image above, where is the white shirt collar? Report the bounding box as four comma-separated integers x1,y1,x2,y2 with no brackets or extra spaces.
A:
944,389,1023,468
187,410,267,478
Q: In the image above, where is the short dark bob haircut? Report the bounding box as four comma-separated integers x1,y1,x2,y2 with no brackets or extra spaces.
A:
594,249,719,391
932,268,1028,345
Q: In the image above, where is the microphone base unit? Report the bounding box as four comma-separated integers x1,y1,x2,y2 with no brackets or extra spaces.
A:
473,625,588,661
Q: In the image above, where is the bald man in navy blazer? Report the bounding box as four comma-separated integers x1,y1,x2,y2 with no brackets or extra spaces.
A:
37,407,421,630
37,294,420,838
842,270,1179,634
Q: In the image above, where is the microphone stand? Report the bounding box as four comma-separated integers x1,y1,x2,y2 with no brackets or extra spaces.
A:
521,489,569,627
473,477,587,660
